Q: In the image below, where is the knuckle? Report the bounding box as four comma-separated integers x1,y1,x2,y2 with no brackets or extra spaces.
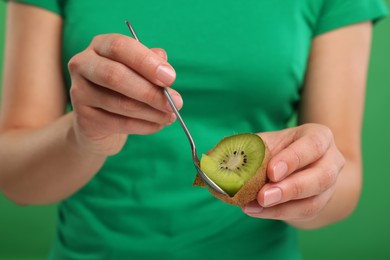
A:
69,84,84,105
308,132,328,155
162,112,173,124
290,181,304,199
146,124,164,134
117,96,141,114
137,52,155,69
107,36,127,58
127,121,163,135
290,146,301,169
91,34,103,45
69,86,78,102
304,124,333,153
337,150,346,168
320,124,334,141
317,125,333,146
116,95,130,112
104,64,126,87
68,53,83,73
272,206,285,219
301,198,321,218
318,166,338,192
142,87,161,105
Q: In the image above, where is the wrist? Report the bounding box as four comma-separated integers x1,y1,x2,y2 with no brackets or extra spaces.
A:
66,112,127,157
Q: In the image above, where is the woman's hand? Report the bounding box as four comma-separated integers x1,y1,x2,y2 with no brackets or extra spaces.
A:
242,124,345,225
241,22,370,228
68,34,183,155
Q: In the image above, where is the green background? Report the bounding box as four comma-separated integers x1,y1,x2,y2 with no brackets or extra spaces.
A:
0,1,389,259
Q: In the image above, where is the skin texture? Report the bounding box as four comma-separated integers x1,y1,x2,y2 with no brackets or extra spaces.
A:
0,3,182,204
243,22,371,229
0,3,370,229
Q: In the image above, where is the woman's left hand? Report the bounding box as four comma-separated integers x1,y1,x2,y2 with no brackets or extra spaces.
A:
242,123,345,223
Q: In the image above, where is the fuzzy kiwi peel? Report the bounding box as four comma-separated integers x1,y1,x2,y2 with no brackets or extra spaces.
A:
193,133,270,207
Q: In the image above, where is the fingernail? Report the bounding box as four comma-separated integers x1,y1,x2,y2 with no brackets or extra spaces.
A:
273,161,288,181
156,65,176,86
166,92,183,111
243,205,264,215
264,187,282,207
243,201,263,215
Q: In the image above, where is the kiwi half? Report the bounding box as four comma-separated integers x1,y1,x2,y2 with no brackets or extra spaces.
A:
193,133,270,207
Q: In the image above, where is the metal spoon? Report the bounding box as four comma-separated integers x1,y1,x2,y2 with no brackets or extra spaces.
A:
125,20,229,196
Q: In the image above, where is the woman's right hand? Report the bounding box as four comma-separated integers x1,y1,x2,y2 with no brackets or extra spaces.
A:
68,34,183,156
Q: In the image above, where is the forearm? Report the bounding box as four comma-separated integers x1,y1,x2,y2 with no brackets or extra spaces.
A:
0,112,106,205
287,157,362,229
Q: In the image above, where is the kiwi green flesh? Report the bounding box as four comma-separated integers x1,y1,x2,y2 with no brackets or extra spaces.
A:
200,134,265,197
200,154,244,196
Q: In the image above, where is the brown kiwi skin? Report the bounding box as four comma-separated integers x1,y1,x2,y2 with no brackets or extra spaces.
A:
193,136,271,207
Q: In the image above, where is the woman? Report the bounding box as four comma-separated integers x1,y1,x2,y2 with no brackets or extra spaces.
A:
0,0,387,259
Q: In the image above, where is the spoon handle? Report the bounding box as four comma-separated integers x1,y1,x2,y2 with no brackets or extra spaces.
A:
163,89,197,159
125,20,197,159
124,20,229,197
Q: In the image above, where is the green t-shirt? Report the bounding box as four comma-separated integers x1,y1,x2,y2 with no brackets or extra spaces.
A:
7,0,388,259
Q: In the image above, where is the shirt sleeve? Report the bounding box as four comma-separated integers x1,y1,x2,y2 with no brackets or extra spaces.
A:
5,0,62,16
314,0,388,36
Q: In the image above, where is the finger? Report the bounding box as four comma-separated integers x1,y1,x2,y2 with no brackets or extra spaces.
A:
69,50,183,113
258,128,297,155
91,34,176,87
243,188,334,221
72,78,176,126
75,105,164,136
257,145,343,207
264,125,333,182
